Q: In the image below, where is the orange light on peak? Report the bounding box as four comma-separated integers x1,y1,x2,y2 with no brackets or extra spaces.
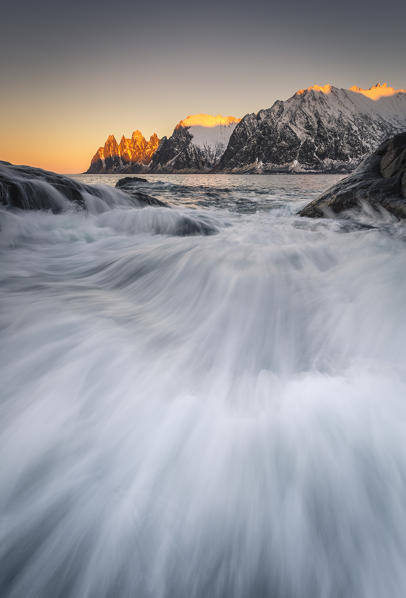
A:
296,84,332,95
177,114,241,128
349,82,406,100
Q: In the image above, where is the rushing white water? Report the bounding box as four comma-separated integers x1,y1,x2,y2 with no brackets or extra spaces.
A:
1,173,406,597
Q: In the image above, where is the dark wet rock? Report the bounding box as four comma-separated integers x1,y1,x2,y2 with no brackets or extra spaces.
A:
127,191,168,208
173,215,217,236
299,132,406,219
0,162,97,212
380,135,406,178
116,176,148,186
115,178,168,208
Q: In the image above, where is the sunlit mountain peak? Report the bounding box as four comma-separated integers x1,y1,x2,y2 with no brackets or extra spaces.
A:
349,82,406,100
177,114,241,128
296,84,333,95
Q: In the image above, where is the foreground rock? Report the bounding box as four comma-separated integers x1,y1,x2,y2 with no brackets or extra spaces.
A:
115,177,168,207
0,162,165,212
299,132,406,219
0,161,92,211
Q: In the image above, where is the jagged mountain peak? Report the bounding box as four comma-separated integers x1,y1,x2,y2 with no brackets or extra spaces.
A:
295,84,334,96
150,113,241,172
349,82,406,100
86,129,160,174
294,82,406,101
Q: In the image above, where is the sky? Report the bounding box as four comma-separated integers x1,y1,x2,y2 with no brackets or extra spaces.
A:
1,0,405,173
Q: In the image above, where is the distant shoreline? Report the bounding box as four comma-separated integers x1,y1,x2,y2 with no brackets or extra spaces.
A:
78,170,350,176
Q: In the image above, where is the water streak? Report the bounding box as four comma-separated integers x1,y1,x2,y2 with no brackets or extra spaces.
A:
1,174,406,597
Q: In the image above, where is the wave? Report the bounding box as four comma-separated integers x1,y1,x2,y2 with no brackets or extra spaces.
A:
1,172,406,597
0,163,219,240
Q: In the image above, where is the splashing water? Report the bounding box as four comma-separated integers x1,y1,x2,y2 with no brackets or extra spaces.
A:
1,173,406,597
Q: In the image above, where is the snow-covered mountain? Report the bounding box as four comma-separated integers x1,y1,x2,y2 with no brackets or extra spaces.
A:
85,84,406,175
218,83,406,173
86,130,160,173
150,114,240,172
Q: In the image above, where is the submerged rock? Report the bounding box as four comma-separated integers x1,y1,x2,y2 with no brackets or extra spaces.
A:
171,214,217,236
116,176,148,186
115,177,168,207
299,132,406,219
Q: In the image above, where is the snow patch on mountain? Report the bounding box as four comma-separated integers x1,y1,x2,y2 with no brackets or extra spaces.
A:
188,123,238,150
150,115,240,172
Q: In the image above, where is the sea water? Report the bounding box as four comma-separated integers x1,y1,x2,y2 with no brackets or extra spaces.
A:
1,173,406,597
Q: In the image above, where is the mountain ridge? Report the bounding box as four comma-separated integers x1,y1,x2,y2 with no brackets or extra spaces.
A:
85,84,406,174
150,114,241,173
218,83,406,173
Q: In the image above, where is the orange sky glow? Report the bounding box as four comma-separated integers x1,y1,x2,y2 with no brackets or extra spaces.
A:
2,0,406,174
